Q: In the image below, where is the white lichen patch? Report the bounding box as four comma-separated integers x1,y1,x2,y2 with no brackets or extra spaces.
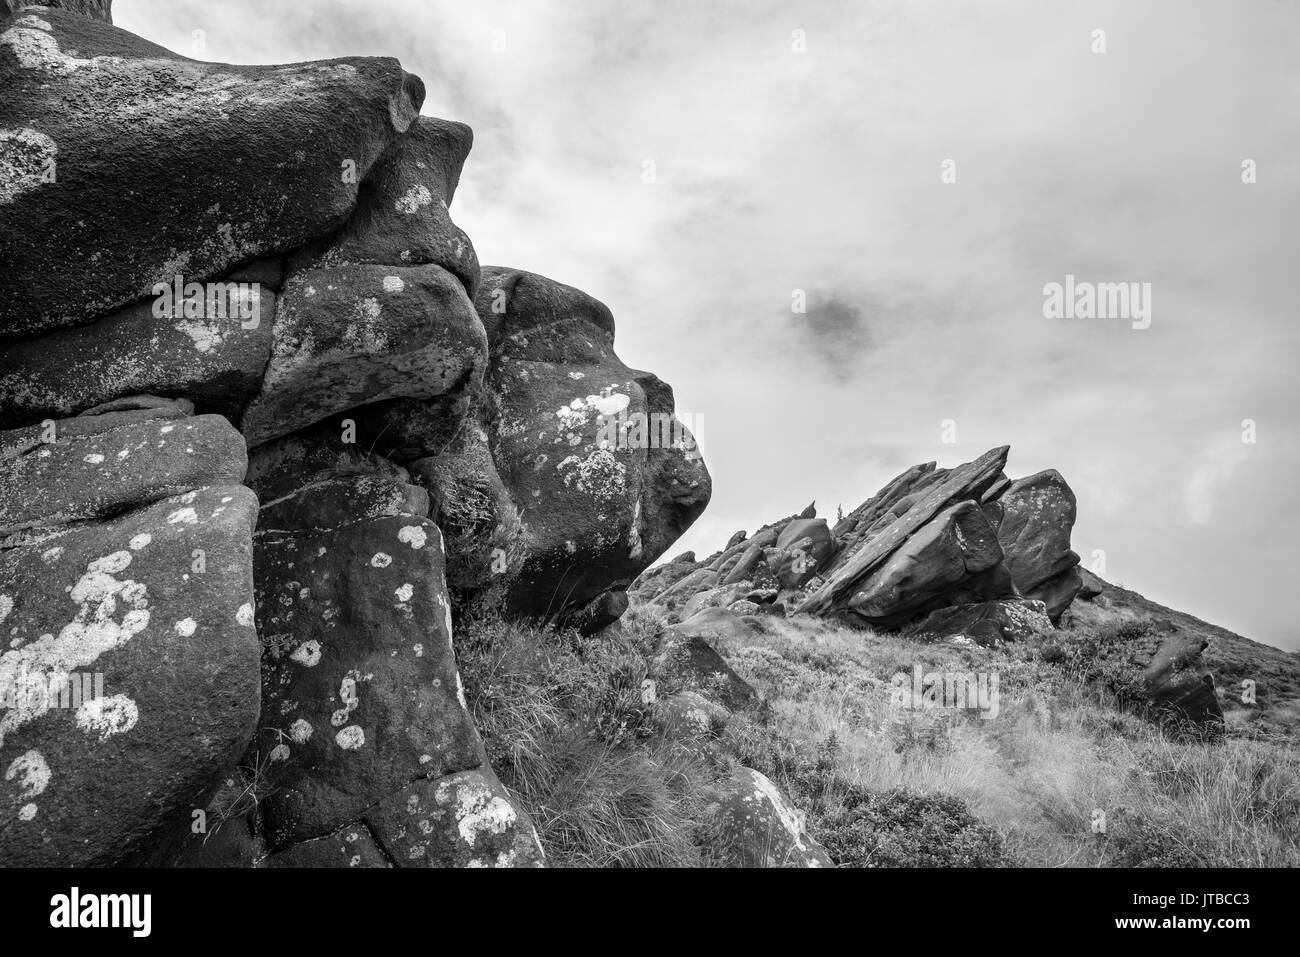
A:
167,507,198,525
128,533,152,551
396,525,426,549
335,725,365,750
235,603,255,627
74,694,139,741
382,275,405,294
0,595,11,624
288,718,313,743
174,618,197,637
394,185,432,214
0,127,57,206
394,583,413,603
83,453,105,465
290,639,321,667
370,552,393,568
0,552,149,749
436,777,517,848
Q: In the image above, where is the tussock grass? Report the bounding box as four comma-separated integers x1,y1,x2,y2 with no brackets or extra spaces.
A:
713,612,1300,867
455,612,715,867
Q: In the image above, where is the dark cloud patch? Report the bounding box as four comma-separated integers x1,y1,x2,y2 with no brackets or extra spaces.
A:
793,293,871,381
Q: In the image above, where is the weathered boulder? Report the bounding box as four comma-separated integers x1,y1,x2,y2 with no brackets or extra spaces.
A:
767,517,835,591
244,440,482,848
0,485,260,865
0,268,278,426
0,9,424,339
240,263,486,446
1144,630,1224,731
903,598,1052,645
472,267,711,618
291,116,479,296
652,625,759,713
0,405,247,534
985,469,1081,621
701,767,831,868
651,690,728,741
363,769,545,868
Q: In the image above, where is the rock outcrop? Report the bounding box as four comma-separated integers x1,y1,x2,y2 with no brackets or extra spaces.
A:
0,4,706,864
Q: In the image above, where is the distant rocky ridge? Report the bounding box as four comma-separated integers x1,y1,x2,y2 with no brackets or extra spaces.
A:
0,3,708,866
631,445,1227,731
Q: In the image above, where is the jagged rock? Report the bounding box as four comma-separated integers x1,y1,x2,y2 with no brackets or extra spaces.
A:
701,767,831,868
0,485,260,865
669,550,695,564
240,263,486,446
472,267,710,618
724,530,747,549
0,9,424,339
363,768,545,867
798,447,1009,616
903,598,1052,645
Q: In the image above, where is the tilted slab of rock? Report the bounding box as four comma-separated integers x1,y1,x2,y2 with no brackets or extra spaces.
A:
471,266,711,617
240,263,487,446
846,500,1005,627
796,446,1009,616
0,404,247,534
0,485,260,865
0,264,278,426
0,9,424,339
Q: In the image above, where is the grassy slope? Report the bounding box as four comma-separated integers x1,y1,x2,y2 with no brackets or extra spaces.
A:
456,578,1300,867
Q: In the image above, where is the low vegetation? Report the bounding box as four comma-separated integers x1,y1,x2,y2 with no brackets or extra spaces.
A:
455,604,1300,867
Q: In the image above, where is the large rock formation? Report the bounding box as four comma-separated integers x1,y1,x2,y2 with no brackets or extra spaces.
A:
0,4,707,864
633,446,1076,636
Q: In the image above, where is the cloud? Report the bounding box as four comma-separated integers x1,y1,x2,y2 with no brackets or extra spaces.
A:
113,0,1300,649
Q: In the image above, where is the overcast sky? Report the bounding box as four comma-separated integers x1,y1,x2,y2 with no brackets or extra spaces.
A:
116,0,1299,650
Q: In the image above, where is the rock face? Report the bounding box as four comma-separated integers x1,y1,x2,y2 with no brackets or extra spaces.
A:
0,9,423,340
1,7,706,866
0,401,260,865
